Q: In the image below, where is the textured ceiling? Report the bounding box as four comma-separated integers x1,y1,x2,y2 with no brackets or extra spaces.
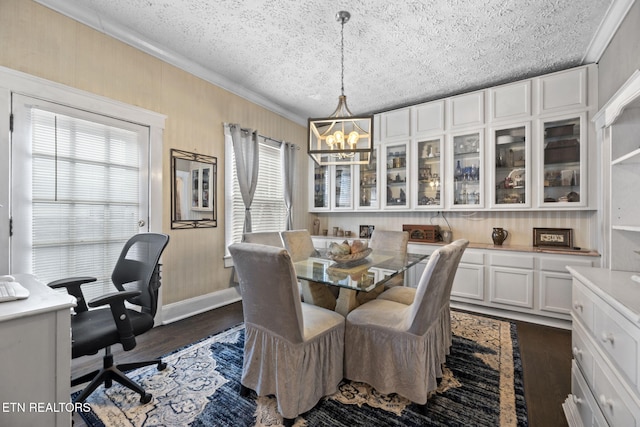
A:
36,0,614,124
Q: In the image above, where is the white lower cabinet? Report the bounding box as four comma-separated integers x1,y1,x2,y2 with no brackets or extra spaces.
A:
564,267,640,427
489,254,534,308
406,243,598,327
451,251,485,300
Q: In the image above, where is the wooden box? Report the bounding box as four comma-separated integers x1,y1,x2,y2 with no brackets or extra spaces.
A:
403,224,440,243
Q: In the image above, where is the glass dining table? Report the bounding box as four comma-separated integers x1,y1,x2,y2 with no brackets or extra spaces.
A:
292,248,429,316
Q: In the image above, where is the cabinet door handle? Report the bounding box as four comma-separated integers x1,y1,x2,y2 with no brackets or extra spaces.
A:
600,332,614,344
572,347,582,358
572,395,583,405
573,301,583,311
599,394,614,409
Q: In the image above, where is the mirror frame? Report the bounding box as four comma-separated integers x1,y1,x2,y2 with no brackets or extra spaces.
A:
171,148,218,229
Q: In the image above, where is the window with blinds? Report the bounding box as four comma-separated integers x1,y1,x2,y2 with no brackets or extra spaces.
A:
29,108,145,302
229,141,287,244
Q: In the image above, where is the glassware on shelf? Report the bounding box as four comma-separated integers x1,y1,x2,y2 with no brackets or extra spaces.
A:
416,139,442,207
452,132,481,206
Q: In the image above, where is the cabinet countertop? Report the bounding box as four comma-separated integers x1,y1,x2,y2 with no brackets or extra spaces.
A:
312,235,600,257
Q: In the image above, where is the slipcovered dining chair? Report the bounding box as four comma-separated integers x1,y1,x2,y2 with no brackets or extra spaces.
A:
344,242,463,412
242,231,284,247
229,243,345,426
377,239,469,358
49,233,170,404
356,229,409,305
378,239,468,305
280,229,337,310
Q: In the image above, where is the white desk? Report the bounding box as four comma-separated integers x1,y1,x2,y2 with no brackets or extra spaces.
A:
0,274,76,427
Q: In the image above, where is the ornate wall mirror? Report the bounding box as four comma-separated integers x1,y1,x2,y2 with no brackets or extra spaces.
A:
171,149,217,229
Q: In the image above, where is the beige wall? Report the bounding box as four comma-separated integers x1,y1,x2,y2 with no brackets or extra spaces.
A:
598,0,640,108
0,0,308,305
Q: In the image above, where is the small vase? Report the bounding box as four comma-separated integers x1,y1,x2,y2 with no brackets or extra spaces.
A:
492,227,509,246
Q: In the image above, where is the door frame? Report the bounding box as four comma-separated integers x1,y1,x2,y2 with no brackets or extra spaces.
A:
0,66,165,274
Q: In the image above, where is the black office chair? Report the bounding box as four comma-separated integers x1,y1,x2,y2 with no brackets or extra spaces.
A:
49,233,170,404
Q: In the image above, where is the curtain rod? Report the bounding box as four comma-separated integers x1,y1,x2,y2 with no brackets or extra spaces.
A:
258,134,300,150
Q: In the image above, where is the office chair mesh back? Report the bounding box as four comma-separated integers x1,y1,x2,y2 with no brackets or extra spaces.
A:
111,233,169,317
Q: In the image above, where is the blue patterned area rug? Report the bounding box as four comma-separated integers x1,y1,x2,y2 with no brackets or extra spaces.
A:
77,311,528,426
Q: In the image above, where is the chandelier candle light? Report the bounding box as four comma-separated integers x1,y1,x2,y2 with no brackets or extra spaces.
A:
308,11,373,166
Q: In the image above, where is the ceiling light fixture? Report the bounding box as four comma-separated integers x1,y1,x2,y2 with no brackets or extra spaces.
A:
308,11,373,166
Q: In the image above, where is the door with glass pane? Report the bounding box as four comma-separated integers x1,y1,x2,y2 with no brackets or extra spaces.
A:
356,146,379,210
383,141,409,209
450,131,483,208
332,164,354,210
491,123,530,207
539,114,586,206
414,137,443,209
309,159,330,211
10,95,149,300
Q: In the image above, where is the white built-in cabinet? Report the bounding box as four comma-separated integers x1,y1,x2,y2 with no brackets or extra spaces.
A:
563,268,640,427
593,69,640,270
563,70,640,427
309,64,597,213
405,242,597,328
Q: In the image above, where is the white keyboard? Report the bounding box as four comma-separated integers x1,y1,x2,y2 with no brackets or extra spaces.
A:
0,281,30,302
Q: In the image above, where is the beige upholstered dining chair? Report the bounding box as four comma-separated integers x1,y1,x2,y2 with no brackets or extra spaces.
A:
280,229,338,310
356,229,409,305
229,243,345,426
242,231,284,247
377,239,469,358
343,242,464,413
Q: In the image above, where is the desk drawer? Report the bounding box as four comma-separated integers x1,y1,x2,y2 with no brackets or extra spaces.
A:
572,320,594,384
593,298,639,389
572,280,595,332
593,355,638,427
571,361,608,427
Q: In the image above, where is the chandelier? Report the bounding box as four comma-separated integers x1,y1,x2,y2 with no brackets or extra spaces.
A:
308,11,373,166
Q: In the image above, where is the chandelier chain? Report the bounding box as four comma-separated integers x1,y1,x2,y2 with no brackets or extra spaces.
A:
340,17,345,97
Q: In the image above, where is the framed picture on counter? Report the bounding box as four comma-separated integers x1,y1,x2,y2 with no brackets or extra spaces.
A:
533,228,573,248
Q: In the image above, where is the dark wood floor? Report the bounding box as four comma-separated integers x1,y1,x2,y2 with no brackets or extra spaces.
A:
72,302,571,427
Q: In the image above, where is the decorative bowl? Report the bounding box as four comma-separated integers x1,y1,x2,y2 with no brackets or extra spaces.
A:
327,248,372,265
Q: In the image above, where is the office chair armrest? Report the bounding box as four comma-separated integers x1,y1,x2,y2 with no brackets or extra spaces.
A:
87,290,141,308
48,276,97,313
88,290,142,351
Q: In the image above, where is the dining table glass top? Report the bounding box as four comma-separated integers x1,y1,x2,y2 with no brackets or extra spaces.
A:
292,248,429,292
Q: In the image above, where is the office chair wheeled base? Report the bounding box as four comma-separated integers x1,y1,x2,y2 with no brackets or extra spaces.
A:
72,347,166,404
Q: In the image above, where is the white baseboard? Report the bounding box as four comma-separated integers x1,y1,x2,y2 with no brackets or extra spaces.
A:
160,286,242,325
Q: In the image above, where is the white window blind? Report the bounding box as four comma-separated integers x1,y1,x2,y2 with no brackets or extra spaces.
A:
230,141,287,245
30,108,143,302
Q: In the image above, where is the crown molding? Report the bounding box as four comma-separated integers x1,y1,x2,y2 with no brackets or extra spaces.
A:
33,0,307,126
583,0,637,63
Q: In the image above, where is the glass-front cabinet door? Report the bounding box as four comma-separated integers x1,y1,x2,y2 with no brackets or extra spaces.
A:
356,146,379,209
383,142,409,209
413,137,443,209
540,113,586,206
309,159,330,211
491,123,530,207
332,164,354,210
450,131,483,208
